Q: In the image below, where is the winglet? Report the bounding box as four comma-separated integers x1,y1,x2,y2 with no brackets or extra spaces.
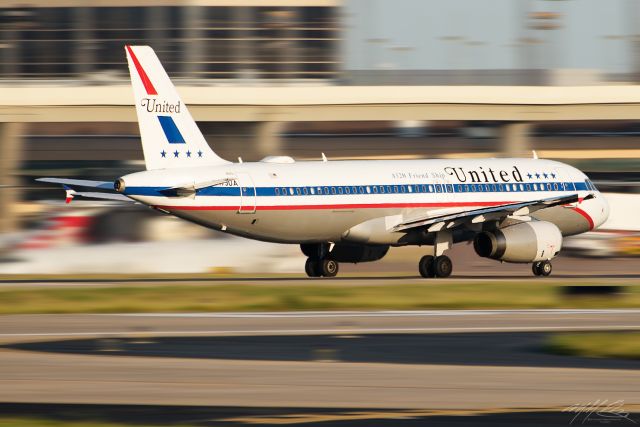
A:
532,150,539,159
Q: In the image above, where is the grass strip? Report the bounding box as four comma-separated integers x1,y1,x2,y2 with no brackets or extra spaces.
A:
544,332,640,360
0,282,639,314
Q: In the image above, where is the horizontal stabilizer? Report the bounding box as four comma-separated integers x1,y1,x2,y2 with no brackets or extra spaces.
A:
37,178,114,190
37,177,135,203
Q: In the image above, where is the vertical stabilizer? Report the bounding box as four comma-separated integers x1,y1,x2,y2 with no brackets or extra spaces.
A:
125,45,229,170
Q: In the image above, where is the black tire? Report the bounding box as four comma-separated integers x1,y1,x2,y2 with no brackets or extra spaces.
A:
418,255,435,278
320,259,339,277
532,262,543,276
433,255,453,278
540,260,552,277
305,258,320,277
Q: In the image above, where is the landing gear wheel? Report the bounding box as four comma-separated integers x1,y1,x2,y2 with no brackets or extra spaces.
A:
433,255,453,278
532,261,552,277
320,259,339,277
532,262,542,276
305,258,321,277
539,260,552,276
418,255,435,278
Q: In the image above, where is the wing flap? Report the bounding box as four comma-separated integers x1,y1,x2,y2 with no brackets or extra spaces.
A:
393,193,584,232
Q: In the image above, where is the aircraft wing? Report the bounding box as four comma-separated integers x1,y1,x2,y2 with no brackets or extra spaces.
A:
392,193,590,233
36,178,134,203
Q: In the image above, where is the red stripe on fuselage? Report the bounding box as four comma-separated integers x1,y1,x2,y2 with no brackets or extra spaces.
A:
573,207,594,230
126,45,157,96
154,201,516,211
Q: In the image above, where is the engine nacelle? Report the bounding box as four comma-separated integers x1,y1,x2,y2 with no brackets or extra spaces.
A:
473,221,562,263
330,243,389,263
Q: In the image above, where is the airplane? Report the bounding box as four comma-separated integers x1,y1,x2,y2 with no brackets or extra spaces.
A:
38,45,610,278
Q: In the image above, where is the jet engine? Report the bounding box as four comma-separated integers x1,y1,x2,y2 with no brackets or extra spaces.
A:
473,221,562,263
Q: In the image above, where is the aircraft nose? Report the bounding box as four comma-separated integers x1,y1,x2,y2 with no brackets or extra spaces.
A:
584,192,609,230
596,193,610,228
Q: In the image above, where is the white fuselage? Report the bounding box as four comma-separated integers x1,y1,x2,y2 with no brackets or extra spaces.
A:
119,158,609,244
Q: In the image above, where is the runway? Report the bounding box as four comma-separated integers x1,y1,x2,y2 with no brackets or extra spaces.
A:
3,309,640,339
1,309,639,419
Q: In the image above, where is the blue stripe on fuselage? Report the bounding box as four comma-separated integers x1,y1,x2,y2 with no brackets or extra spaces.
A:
122,181,591,197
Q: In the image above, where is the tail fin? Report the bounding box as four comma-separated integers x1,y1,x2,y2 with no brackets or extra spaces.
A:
125,45,229,170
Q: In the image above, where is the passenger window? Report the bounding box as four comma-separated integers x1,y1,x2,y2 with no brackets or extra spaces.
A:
525,184,531,191
533,183,537,191
393,185,398,193
296,188,301,195
519,184,523,191
359,186,365,194
275,188,280,196
491,184,497,192
289,187,294,195
553,183,558,191
456,185,462,193
512,184,518,192
428,185,433,192
338,187,343,194
366,186,371,193
505,185,510,192
436,184,442,193
379,186,385,193
387,186,392,193
316,187,322,194
345,187,350,194
310,187,315,195
331,187,336,195
373,186,378,193
303,187,308,195
421,185,427,192
499,184,504,191
400,186,406,193
324,187,329,194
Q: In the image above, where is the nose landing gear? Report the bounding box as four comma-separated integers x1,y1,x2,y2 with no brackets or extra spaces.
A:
532,260,552,277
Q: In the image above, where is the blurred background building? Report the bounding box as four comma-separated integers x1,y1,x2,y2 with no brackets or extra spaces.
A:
0,0,639,272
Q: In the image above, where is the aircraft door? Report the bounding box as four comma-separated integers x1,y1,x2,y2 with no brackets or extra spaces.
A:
236,172,256,214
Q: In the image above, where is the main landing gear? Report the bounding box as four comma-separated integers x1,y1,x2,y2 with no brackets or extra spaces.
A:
305,257,339,278
302,243,339,278
419,231,453,278
532,260,552,277
418,255,453,278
